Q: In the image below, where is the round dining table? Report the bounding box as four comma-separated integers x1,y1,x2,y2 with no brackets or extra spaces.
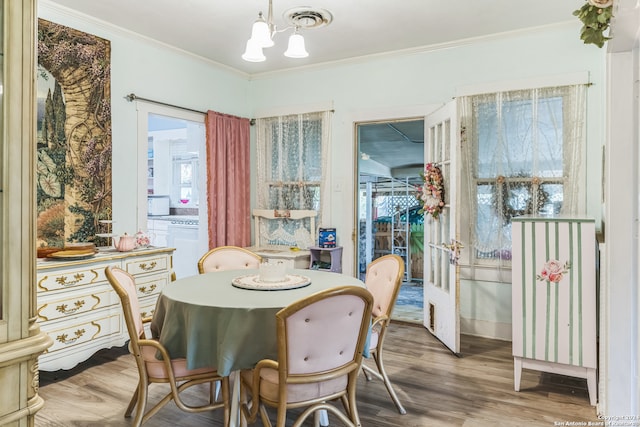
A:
151,268,367,376
150,268,367,427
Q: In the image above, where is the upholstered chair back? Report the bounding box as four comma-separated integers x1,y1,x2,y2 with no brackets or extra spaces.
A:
198,246,262,274
284,292,368,376
107,266,144,339
365,254,405,319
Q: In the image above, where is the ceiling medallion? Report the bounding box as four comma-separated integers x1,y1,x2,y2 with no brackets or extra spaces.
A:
283,7,333,30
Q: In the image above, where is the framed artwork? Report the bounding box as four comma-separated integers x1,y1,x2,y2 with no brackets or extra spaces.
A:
36,19,112,248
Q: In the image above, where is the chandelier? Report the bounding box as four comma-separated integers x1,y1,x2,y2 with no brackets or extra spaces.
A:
242,1,333,62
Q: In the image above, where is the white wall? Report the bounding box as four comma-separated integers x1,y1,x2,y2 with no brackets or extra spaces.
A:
39,1,252,235
460,279,512,340
248,23,606,342
37,3,607,342
248,23,606,278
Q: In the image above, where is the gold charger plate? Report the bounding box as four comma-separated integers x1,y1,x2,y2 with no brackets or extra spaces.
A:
231,274,311,291
47,250,97,261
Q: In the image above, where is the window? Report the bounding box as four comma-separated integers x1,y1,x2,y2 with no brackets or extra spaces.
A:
147,113,204,209
256,111,331,247
461,85,586,265
172,155,198,205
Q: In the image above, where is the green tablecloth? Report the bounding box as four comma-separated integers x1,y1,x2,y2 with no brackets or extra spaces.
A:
151,268,366,376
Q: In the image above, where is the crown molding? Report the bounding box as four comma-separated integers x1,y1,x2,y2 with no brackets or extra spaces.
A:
38,0,250,79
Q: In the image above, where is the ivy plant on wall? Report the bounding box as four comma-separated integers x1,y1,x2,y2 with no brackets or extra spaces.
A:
573,0,613,48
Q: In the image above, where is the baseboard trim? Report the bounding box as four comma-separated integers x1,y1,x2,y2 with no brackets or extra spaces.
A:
461,318,512,341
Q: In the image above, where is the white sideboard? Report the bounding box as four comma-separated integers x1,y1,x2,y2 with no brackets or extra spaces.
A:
511,216,597,406
36,247,174,371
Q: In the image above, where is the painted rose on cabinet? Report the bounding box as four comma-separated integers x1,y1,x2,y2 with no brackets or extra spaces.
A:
536,259,571,284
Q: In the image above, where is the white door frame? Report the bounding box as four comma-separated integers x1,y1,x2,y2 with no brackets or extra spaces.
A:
350,105,440,277
135,102,206,225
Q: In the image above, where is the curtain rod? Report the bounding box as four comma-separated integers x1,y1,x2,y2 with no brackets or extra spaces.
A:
125,93,257,125
125,93,335,126
125,93,206,115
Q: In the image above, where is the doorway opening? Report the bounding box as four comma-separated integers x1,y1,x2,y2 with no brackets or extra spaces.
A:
356,118,425,324
136,103,208,279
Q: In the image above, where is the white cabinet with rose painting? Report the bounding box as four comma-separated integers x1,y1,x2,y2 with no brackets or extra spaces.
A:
511,216,597,406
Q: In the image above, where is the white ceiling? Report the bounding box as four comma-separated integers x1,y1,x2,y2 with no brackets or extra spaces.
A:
358,120,424,173
42,0,583,76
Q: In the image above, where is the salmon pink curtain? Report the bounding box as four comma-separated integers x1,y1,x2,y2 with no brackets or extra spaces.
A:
205,111,251,248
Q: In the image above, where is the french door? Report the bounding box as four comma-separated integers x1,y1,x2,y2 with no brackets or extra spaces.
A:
423,100,461,354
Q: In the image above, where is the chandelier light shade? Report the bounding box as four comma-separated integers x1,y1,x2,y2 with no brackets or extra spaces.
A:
250,12,274,48
241,38,266,62
242,0,332,62
284,28,308,58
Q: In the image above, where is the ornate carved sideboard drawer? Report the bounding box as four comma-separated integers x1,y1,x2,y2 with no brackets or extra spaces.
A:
135,274,167,300
37,261,116,293
36,284,118,323
42,311,123,355
139,296,160,320
124,254,169,276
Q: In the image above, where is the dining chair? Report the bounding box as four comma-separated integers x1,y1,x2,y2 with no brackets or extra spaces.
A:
240,285,373,427
197,245,262,273
362,254,407,414
105,266,230,427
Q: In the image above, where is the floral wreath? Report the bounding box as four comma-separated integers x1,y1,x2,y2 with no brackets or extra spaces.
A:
492,175,549,224
416,163,445,220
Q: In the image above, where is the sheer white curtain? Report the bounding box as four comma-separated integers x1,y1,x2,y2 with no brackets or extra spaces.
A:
459,85,586,271
256,111,331,248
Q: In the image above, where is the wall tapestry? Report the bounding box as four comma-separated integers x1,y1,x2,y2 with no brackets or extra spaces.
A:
36,19,112,248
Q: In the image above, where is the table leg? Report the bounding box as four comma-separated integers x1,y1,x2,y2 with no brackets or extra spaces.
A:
319,409,329,426
229,371,241,427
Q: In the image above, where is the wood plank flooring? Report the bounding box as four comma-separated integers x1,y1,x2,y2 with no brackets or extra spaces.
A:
36,323,600,426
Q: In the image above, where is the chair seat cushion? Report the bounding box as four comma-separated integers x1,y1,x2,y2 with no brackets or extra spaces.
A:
242,368,348,404
141,345,216,379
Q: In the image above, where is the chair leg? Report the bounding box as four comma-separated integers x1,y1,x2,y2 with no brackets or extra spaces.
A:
340,395,351,418
131,383,149,427
275,402,287,427
259,404,273,427
221,377,231,427
373,351,406,414
124,383,140,417
361,365,373,381
293,403,357,427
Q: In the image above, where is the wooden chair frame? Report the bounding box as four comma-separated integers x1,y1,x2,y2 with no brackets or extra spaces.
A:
105,266,230,427
240,285,373,427
362,254,407,414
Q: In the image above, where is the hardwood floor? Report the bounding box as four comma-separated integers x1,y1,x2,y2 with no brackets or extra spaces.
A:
37,323,600,426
